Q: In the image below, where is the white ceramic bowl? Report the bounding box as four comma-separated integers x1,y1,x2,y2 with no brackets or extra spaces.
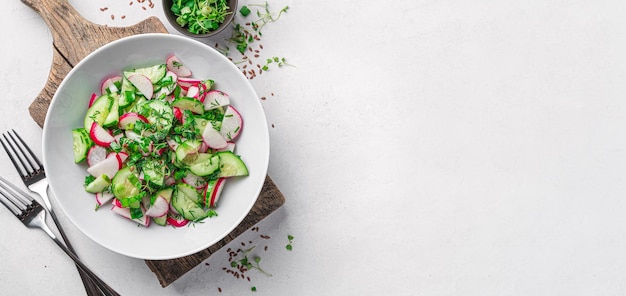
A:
42,34,269,260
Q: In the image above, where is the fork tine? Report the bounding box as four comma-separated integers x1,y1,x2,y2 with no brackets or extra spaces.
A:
0,135,27,178
10,129,43,169
0,177,31,215
2,130,40,177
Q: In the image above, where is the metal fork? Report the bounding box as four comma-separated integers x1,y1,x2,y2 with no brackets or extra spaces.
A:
0,176,120,296
0,130,101,296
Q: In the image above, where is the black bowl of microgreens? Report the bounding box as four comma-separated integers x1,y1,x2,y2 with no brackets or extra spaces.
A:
163,0,237,38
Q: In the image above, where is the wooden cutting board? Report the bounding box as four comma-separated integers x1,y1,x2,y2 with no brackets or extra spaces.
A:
22,0,285,287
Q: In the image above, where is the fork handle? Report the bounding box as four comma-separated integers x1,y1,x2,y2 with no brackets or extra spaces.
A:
51,237,121,296
31,182,102,296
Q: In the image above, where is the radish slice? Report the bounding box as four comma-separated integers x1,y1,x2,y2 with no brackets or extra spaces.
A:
111,204,150,227
118,112,149,129
118,151,129,163
87,145,107,166
220,106,243,141
145,196,169,217
89,122,115,147
216,142,236,153
166,54,192,77
183,172,207,189
186,85,200,99
203,90,230,110
95,192,114,206
173,107,184,122
204,178,226,207
100,75,122,95
167,216,189,227
202,125,228,149
127,73,154,99
86,153,120,178
88,93,98,107
177,77,202,90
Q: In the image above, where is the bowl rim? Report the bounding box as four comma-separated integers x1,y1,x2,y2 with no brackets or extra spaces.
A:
42,33,269,259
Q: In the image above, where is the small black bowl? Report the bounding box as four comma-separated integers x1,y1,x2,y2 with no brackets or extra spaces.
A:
162,0,238,38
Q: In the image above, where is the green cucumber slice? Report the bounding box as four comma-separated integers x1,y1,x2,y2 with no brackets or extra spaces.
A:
217,151,248,177
72,128,92,163
111,166,141,200
189,154,220,177
85,174,111,193
172,184,206,221
84,95,113,131
124,64,166,84
172,97,204,114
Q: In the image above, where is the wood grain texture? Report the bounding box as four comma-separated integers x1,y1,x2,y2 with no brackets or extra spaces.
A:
23,0,168,127
25,0,286,288
145,176,286,287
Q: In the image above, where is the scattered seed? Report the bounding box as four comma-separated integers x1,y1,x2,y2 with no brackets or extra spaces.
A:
121,15,126,19
264,245,268,251
110,14,115,20
100,7,108,11
260,44,264,49
260,235,270,239
218,287,222,293
129,1,133,5
271,124,275,128
142,6,147,10
260,97,266,100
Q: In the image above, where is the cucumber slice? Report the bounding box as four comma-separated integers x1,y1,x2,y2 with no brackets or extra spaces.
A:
177,183,201,204
124,64,167,84
172,97,205,114
85,174,111,193
217,151,248,177
172,184,206,221
175,140,202,162
111,166,141,200
72,128,93,163
103,94,120,127
189,154,220,177
151,187,173,226
84,95,113,131
139,100,174,138
142,158,166,187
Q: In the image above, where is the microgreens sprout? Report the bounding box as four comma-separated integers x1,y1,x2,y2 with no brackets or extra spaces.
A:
232,246,272,277
262,56,293,71
286,234,294,251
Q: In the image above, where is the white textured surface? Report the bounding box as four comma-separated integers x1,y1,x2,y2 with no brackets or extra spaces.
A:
2,0,626,295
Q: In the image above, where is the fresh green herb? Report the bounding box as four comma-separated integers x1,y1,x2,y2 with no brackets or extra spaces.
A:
232,246,272,276
171,0,233,35
261,56,292,71
84,175,96,186
239,5,251,17
251,286,257,292
286,234,294,251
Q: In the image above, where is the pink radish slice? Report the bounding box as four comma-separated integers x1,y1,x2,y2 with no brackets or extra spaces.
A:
216,142,236,153
118,151,129,163
173,107,183,122
166,54,192,77
127,73,154,99
89,122,115,147
203,90,230,110
167,216,189,227
86,153,120,178
169,203,179,215
95,192,114,206
177,77,201,90
87,145,107,166
204,178,226,207
186,85,200,99
100,75,122,95
201,125,228,149
105,152,123,169
183,172,207,189
118,112,149,129
111,204,150,227
220,106,243,141
88,93,98,107
145,196,169,217
198,142,210,153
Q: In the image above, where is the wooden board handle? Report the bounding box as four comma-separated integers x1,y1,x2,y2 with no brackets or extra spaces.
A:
21,0,168,66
